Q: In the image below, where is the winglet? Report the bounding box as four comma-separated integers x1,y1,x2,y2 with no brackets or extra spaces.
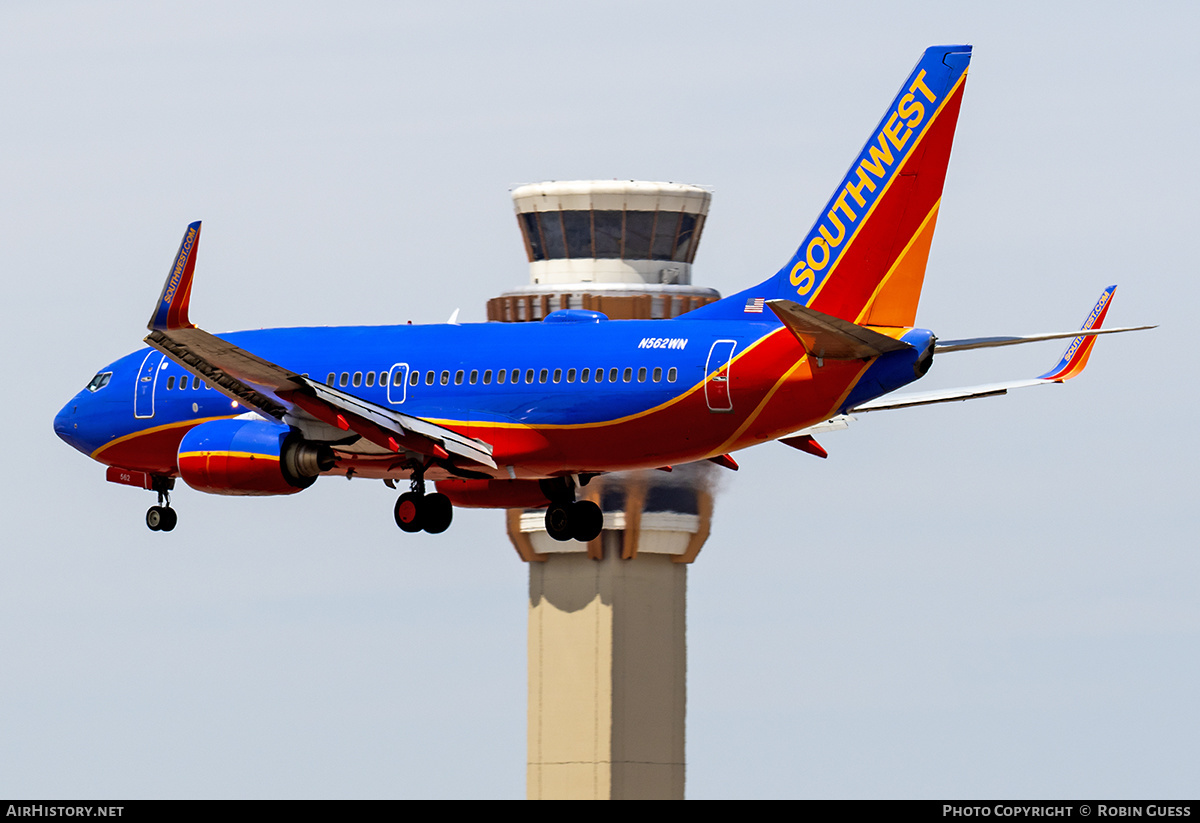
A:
1038,285,1116,381
148,221,201,332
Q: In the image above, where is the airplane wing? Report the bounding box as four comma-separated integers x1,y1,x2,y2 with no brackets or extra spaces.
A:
143,222,496,470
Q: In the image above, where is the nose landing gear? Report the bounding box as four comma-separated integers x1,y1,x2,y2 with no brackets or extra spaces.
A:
145,477,177,532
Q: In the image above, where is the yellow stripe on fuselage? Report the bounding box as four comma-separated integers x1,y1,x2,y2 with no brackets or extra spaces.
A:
425,326,791,431
90,415,239,460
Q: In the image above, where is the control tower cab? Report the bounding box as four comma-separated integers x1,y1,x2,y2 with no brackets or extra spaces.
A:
488,181,720,322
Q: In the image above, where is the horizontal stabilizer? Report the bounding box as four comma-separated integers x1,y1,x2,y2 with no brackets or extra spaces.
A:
850,378,1045,412
767,299,912,360
935,325,1154,354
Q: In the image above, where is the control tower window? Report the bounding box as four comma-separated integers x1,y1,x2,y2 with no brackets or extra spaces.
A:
673,213,703,263
519,209,703,263
623,212,654,259
651,212,681,259
540,211,566,259
521,213,544,261
592,211,622,258
562,211,592,258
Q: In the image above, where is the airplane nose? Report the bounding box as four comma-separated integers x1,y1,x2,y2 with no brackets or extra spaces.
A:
54,402,73,437
54,398,88,453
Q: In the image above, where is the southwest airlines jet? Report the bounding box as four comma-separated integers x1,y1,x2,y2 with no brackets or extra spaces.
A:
53,46,1151,540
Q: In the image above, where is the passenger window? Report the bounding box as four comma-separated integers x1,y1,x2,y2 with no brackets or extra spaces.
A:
470,369,478,384
365,371,375,388
393,371,403,387
167,375,176,390
539,369,548,384
497,369,507,385
553,368,562,383
455,370,464,385
193,376,200,390
425,371,434,386
381,371,388,385
594,369,603,384
409,371,418,386
326,373,335,386
653,367,662,382
610,368,619,383
353,372,362,387
340,373,349,387
638,367,647,383
512,368,521,384
623,368,632,383
668,367,678,382
566,368,575,383
581,368,590,383
440,371,450,386
483,369,493,385
525,369,535,384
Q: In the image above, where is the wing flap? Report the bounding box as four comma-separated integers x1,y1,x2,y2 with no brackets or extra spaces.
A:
281,380,496,468
146,327,296,419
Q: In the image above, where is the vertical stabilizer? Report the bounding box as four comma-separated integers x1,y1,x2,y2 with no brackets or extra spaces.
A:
687,45,971,324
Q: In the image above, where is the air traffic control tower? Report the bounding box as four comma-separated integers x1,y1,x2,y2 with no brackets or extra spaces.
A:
487,181,722,800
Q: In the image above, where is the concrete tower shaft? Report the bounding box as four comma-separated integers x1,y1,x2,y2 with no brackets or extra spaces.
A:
490,180,723,799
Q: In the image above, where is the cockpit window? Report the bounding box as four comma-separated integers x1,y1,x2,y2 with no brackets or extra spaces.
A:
86,372,112,392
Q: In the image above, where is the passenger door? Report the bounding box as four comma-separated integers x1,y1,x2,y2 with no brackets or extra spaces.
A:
704,340,736,413
135,351,164,419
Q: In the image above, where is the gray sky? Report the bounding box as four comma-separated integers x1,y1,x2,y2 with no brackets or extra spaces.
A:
2,0,1196,799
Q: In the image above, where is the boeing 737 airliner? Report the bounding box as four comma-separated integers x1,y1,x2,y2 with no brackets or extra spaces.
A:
53,45,1152,539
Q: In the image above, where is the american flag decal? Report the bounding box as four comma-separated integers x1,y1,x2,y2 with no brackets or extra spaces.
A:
744,297,765,313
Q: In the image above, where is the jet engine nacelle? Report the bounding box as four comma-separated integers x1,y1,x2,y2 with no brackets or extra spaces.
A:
178,419,333,496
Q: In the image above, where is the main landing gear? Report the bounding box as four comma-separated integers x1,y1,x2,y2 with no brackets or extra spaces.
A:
541,478,603,543
393,468,453,535
145,477,177,532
